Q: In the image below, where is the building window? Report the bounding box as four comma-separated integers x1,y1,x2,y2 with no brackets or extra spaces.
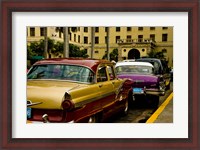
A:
95,27,99,32
95,50,99,53
40,27,45,36
84,27,88,32
127,35,131,39
95,37,99,44
150,34,155,41
142,49,145,52
127,27,131,31
138,27,143,31
150,27,155,30
162,27,168,30
84,36,88,44
127,35,132,42
105,27,108,32
123,49,126,52
30,28,35,36
162,49,167,53
116,27,120,32
78,35,80,43
74,34,76,42
162,34,168,42
105,36,108,43
138,35,143,42
116,36,120,43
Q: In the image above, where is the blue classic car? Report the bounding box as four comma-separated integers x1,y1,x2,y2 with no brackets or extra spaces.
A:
115,61,166,108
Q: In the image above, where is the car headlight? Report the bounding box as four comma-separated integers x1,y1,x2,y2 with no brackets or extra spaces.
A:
159,81,165,90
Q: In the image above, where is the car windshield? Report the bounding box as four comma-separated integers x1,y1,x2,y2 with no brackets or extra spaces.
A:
115,65,153,75
27,64,95,83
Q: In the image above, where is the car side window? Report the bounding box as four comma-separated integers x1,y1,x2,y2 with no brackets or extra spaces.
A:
97,66,108,82
107,65,116,80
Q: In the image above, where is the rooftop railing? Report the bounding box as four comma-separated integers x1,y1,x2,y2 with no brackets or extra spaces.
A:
117,38,156,45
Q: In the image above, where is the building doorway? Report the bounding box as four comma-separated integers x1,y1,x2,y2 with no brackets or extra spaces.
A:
128,49,140,59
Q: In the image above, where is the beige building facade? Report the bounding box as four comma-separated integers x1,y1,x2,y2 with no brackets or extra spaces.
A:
27,26,173,67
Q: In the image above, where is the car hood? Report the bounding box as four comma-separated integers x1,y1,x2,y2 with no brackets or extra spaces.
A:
27,80,85,109
117,74,158,87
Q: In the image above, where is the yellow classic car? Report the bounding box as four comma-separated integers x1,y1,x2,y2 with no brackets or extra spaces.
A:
27,58,133,123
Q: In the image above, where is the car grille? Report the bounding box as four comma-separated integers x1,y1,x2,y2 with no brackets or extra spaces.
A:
133,80,157,88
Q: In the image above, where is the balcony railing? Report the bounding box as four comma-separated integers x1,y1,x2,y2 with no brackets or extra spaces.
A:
117,38,156,45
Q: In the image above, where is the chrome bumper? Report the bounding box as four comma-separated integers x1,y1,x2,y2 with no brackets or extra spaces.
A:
27,114,75,123
133,88,165,96
145,89,165,96
27,120,75,124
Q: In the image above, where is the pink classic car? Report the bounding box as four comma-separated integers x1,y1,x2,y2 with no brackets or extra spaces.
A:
115,61,166,108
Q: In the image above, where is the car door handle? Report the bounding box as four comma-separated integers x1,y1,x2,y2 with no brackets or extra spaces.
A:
99,84,103,88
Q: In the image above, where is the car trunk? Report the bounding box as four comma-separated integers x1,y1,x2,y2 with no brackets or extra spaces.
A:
27,80,82,109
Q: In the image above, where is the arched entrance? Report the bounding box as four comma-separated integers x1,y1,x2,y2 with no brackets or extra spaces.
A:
128,49,140,59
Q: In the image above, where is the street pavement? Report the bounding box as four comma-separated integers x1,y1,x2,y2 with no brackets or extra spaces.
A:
147,93,173,123
154,98,173,123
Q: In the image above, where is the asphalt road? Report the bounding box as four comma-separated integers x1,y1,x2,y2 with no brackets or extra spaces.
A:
107,82,173,123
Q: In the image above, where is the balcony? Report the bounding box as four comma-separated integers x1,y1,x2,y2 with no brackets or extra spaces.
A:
117,38,156,48
117,38,156,44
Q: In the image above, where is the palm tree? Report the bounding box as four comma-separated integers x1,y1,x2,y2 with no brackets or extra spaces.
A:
91,27,95,58
63,27,69,58
56,27,77,58
106,27,110,60
44,27,48,58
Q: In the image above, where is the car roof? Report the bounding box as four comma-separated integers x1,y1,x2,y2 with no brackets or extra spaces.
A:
115,61,154,67
136,58,161,63
33,58,112,73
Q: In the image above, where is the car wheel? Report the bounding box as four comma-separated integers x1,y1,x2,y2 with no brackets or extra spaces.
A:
123,99,129,116
166,82,170,90
88,114,100,123
147,95,159,109
128,92,135,108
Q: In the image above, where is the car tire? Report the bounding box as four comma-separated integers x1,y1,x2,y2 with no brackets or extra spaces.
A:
122,99,129,116
128,92,135,108
166,82,170,90
88,114,100,123
147,95,159,109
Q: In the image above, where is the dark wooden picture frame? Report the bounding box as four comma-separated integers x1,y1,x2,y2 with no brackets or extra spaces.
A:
1,0,199,149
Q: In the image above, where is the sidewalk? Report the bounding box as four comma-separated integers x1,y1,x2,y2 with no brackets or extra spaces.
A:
154,98,173,123
146,93,173,123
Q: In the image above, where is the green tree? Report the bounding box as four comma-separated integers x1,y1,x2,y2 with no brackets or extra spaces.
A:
102,48,118,62
69,44,89,58
147,50,165,59
56,27,77,57
27,39,88,59
27,38,57,59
